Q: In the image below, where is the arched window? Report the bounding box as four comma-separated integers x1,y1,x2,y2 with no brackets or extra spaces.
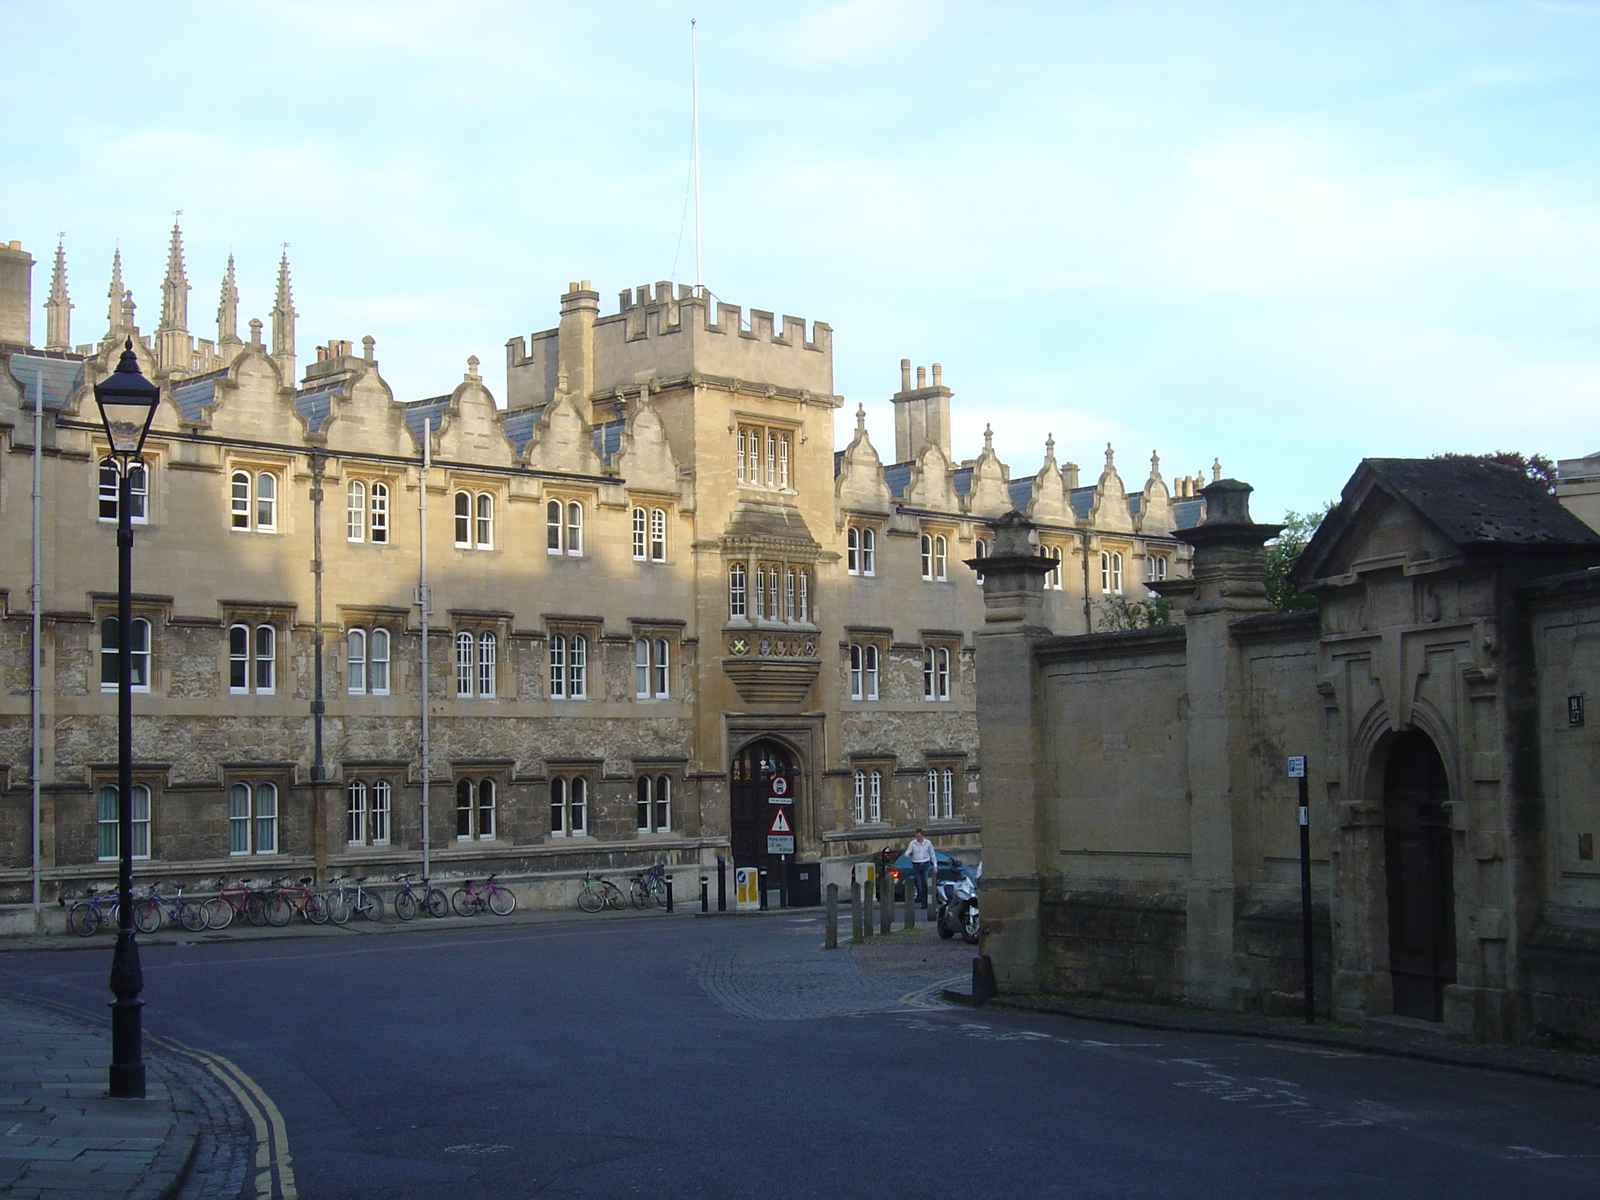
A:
456,491,472,547
729,564,747,618
475,493,494,549
97,783,151,860
798,569,810,622
566,502,583,555
1111,552,1124,595
346,629,366,693
347,780,367,843
549,634,567,698
255,472,277,530
922,645,951,701
632,507,647,559
853,770,866,824
456,632,475,697
1146,554,1167,582
551,776,587,837
369,482,388,543
350,779,392,845
653,638,669,697
783,569,796,621
230,624,277,693
547,499,563,552
478,632,496,697
231,470,250,529
370,780,391,843
920,533,933,580
934,535,947,580
637,775,671,833
569,634,587,697
455,778,473,839
454,778,496,840
860,527,876,575
649,508,666,561
768,567,781,620
753,568,766,618
868,770,882,822
100,616,151,691
973,537,988,584
1047,544,1063,590
370,629,390,693
1100,550,1112,594
777,434,790,488
735,429,747,483
347,628,390,695
99,458,147,523
347,480,366,541
228,781,277,855
846,526,859,574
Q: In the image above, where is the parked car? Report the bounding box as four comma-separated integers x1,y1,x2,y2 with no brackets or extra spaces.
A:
885,849,976,901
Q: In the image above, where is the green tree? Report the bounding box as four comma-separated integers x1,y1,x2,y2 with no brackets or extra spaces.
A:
1434,450,1556,494
1097,595,1175,631
1264,503,1334,612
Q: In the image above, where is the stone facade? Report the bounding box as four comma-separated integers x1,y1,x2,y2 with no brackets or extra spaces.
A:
976,461,1600,1045
0,231,1205,914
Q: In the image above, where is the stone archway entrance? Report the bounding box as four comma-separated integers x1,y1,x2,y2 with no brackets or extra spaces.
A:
729,739,798,872
1384,730,1456,1021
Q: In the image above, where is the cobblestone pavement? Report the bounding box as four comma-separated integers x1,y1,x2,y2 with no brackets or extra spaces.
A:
0,994,251,1200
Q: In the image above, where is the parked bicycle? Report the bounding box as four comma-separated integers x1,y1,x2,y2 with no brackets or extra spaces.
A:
392,873,448,921
324,876,384,924
131,882,207,933
203,878,269,930
263,877,328,926
451,873,516,917
628,864,669,909
65,886,121,937
576,871,627,913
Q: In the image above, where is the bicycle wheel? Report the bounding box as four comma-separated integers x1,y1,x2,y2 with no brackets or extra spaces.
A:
178,899,208,933
203,897,234,930
132,898,163,933
424,888,449,918
603,882,627,909
393,889,417,921
451,888,477,917
487,885,516,916
67,901,101,937
577,884,604,913
325,892,351,925
629,879,649,909
359,891,385,922
304,893,328,924
244,892,269,926
650,878,670,909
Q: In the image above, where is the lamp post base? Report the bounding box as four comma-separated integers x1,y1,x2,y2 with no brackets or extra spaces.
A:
108,927,145,1099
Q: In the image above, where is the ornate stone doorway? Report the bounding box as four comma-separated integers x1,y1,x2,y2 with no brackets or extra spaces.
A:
1383,731,1456,1021
729,739,798,872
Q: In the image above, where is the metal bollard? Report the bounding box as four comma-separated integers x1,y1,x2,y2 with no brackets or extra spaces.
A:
700,874,709,914
665,875,674,913
862,872,873,939
716,855,727,913
850,881,863,944
879,871,892,936
758,867,768,911
825,882,838,949
904,881,915,930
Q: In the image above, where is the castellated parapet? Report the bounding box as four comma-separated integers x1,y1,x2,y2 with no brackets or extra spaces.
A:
505,280,834,410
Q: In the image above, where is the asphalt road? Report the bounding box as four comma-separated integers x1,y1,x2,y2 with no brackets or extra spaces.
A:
9,911,1600,1200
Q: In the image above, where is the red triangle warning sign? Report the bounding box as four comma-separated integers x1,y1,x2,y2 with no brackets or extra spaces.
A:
769,808,792,834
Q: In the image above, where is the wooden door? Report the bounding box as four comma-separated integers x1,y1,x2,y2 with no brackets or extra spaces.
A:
729,740,796,871
1384,731,1456,1021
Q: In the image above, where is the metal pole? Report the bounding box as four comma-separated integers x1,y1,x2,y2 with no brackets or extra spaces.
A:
716,854,726,912
108,462,144,1098
700,874,709,914
850,881,862,944
28,371,42,925
862,869,872,939
418,419,432,880
1299,772,1315,1024
691,17,703,294
904,879,915,930
310,453,326,887
879,866,891,936
758,867,768,911
825,882,838,949
778,853,788,909
665,874,674,913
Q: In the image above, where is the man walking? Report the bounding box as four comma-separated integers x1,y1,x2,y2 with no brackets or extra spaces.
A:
906,828,937,908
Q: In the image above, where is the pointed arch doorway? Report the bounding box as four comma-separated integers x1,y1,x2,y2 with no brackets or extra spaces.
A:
1384,731,1456,1021
729,739,798,872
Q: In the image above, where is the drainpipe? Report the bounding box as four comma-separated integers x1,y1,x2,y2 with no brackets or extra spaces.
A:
27,370,43,925
310,451,327,885
418,418,433,880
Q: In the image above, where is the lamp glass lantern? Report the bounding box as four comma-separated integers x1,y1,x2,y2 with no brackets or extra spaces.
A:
94,339,160,458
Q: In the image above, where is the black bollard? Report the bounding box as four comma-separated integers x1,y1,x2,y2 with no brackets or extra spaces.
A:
825,883,839,949
758,867,768,911
665,875,674,913
716,855,727,913
850,881,863,944
972,954,998,1006
700,874,709,914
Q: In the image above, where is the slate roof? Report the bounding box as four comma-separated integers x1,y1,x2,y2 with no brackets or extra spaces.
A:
167,371,224,422
1361,457,1600,547
293,379,344,435
502,405,543,456
1173,497,1204,530
402,395,452,445
7,353,85,411
593,419,624,465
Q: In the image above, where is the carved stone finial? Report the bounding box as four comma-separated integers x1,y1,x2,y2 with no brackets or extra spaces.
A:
1152,450,1160,471
1105,442,1115,467
466,354,480,380
983,422,994,450
855,402,866,430
557,370,570,393
1212,457,1222,481
362,334,375,362
1045,433,1055,458
248,317,263,346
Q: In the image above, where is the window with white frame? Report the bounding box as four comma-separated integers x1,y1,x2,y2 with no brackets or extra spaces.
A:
550,775,588,836
346,479,390,543
546,499,583,555
228,623,277,694
920,533,948,581
649,507,667,561
346,628,391,695
455,631,497,698
852,768,883,824
346,779,391,845
848,643,880,700
767,567,781,620
100,616,151,692
927,766,955,820
922,644,952,701
1100,550,1124,595
549,633,588,699
454,490,494,549
973,537,988,584
636,774,672,832
98,458,147,523
1146,553,1168,582
634,637,670,699
454,777,496,840
228,781,278,855
846,525,877,576
230,469,278,532
735,423,793,489
729,563,747,618
97,783,151,860
1044,544,1064,590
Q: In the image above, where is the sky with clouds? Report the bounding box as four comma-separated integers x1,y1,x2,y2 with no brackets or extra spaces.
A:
4,0,1598,517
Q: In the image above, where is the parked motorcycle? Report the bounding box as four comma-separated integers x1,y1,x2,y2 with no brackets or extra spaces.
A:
936,865,981,945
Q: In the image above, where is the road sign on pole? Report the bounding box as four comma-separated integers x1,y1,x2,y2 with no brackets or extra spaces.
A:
769,808,791,834
768,775,790,803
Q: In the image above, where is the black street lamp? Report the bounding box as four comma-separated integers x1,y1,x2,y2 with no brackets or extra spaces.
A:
93,339,160,1100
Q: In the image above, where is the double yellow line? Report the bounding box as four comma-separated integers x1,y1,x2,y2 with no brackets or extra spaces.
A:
154,1036,298,1200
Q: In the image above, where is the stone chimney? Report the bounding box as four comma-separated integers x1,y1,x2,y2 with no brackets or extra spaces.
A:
0,240,35,347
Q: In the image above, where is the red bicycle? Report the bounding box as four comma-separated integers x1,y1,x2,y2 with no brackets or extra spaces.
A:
202,878,268,930
264,876,328,926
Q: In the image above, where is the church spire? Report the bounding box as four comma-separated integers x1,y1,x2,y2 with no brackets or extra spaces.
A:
158,215,189,333
216,254,240,348
270,248,296,378
106,248,126,333
44,236,71,351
